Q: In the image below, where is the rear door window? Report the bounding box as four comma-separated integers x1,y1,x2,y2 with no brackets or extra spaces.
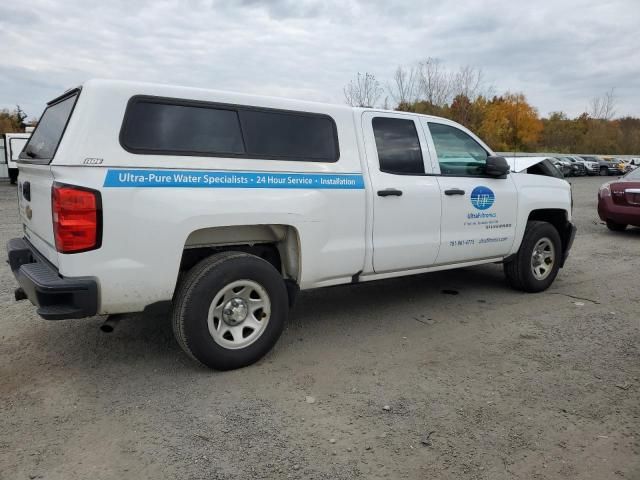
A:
372,117,424,175
20,92,78,164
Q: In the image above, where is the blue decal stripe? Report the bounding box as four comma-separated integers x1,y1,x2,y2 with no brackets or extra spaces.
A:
103,169,365,189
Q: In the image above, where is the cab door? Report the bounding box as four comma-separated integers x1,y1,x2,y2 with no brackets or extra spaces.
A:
420,120,518,265
362,112,441,273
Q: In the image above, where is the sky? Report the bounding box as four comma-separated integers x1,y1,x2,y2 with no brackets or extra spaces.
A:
0,0,639,120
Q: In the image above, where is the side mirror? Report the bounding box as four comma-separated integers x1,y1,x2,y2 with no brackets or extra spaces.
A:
485,156,510,178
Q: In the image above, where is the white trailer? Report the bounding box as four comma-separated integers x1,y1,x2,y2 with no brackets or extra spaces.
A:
4,131,32,184
0,141,5,180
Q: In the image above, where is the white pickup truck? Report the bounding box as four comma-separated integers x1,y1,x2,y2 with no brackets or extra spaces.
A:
7,80,575,370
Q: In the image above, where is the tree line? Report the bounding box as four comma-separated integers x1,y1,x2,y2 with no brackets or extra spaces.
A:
0,106,28,135
344,59,640,155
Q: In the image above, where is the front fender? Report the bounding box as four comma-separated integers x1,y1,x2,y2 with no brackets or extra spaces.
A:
509,174,572,256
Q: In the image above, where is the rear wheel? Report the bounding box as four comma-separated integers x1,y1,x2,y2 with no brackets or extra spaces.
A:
504,221,562,292
606,220,627,231
599,167,608,176
172,251,288,370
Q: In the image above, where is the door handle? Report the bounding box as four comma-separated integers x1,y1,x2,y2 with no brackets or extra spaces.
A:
377,188,403,197
444,188,465,196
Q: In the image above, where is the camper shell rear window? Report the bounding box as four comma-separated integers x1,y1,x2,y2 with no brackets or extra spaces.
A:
120,96,340,162
19,90,79,164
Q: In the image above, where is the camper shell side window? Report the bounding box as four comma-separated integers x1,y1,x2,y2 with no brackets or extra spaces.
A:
119,96,340,162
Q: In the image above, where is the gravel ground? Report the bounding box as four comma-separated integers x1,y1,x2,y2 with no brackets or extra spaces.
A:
0,175,638,480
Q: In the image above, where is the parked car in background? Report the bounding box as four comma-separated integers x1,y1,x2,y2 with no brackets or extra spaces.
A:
504,156,566,180
619,159,637,173
606,157,627,172
615,158,637,173
600,158,626,176
598,167,640,231
575,156,599,175
582,156,624,176
580,156,605,175
616,159,628,173
551,158,572,177
559,156,586,176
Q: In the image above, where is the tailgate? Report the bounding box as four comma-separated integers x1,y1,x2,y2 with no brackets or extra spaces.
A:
17,163,59,267
15,89,80,267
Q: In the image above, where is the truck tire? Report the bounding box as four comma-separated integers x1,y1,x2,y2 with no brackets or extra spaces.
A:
8,169,18,185
504,221,562,293
606,220,627,231
172,251,288,370
599,167,608,176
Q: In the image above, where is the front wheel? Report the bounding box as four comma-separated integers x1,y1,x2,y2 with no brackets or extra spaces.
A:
599,167,608,176
504,221,562,292
172,251,288,370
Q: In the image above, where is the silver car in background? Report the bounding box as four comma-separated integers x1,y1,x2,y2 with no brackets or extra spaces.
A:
574,156,599,175
559,156,587,176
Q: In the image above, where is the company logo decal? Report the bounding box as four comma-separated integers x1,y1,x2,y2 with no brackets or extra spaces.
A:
470,186,495,210
103,169,365,190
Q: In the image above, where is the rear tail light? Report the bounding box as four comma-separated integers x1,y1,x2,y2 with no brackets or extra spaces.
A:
609,185,628,205
52,183,102,253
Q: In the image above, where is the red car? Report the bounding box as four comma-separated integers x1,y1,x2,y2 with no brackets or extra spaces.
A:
598,167,640,231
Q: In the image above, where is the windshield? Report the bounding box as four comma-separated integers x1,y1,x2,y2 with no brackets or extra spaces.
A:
20,91,78,163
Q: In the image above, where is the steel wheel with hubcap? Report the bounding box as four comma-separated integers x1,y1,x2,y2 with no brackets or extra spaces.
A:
530,237,555,281
504,221,562,292
208,280,271,350
172,251,288,370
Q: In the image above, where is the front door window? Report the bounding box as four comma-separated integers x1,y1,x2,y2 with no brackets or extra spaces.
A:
428,122,488,176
